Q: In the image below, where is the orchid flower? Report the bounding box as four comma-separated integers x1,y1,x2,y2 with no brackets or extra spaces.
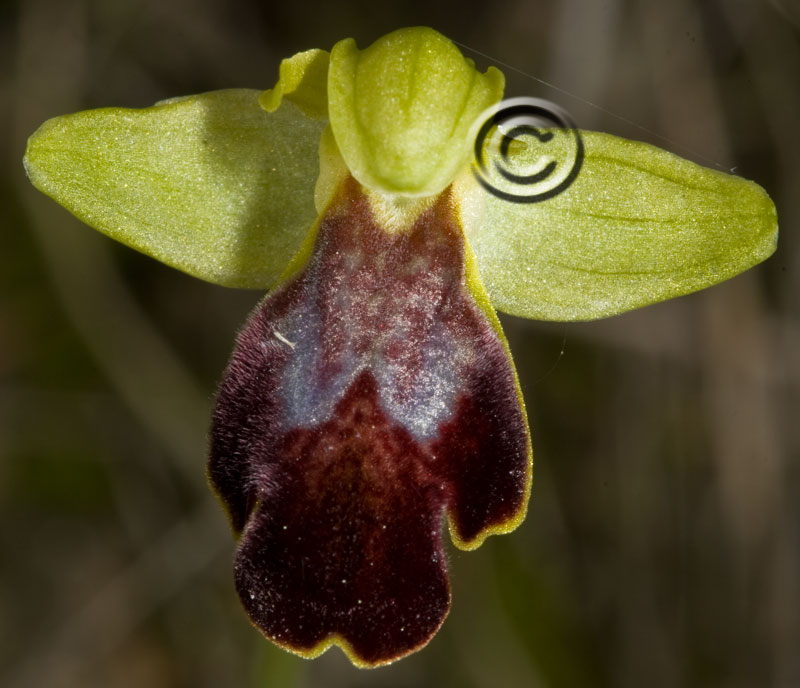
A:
23,26,777,668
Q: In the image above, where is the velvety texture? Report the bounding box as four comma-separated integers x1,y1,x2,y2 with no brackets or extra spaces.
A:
209,176,529,666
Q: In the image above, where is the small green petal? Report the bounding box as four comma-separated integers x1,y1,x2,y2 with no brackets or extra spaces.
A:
458,130,778,320
328,27,504,197
259,49,330,120
23,89,326,288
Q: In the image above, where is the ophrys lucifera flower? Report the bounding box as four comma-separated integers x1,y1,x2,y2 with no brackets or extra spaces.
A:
23,26,777,667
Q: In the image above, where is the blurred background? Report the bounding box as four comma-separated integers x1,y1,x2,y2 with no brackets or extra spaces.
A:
2,0,798,686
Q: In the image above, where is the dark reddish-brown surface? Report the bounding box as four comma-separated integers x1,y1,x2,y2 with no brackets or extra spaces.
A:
209,177,529,665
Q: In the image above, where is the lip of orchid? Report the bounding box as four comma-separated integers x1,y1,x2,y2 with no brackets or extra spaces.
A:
209,175,531,666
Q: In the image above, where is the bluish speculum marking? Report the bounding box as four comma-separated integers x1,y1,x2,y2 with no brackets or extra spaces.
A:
209,176,529,666
274,196,468,441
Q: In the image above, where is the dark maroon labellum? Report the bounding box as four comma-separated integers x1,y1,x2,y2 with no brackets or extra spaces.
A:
209,176,530,666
